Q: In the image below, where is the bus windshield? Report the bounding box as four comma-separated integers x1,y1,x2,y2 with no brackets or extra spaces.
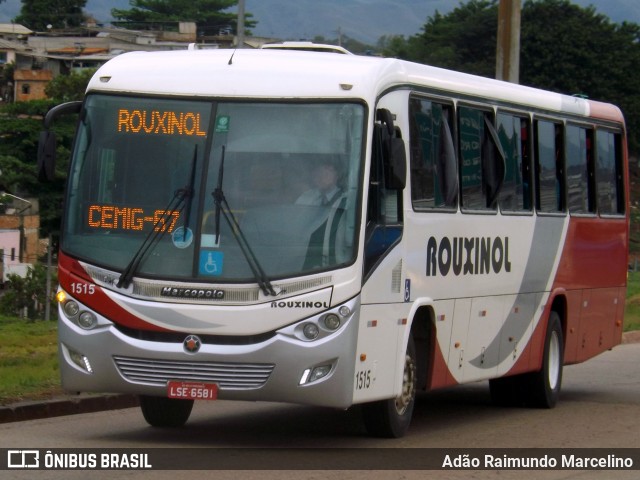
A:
63,94,365,283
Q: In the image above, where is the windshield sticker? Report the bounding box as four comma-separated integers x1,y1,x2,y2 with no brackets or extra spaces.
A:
201,234,220,248
215,115,230,133
88,205,180,232
199,250,224,276
171,227,194,249
117,109,206,137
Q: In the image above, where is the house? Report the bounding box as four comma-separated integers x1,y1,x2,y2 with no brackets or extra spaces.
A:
0,195,40,282
13,68,53,101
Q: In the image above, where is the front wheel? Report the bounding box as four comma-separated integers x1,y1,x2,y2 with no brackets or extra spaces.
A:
362,336,417,438
139,395,194,427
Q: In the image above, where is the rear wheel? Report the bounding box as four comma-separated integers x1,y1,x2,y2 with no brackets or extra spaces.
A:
490,311,564,409
139,395,194,427
525,311,564,408
362,336,417,438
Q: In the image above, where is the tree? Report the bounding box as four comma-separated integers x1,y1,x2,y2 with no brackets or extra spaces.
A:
45,68,95,102
13,0,87,31
520,0,640,153
0,100,76,236
111,0,255,36
381,0,640,155
0,264,57,321
382,0,499,78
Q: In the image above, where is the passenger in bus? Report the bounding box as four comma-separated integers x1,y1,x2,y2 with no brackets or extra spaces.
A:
296,160,343,206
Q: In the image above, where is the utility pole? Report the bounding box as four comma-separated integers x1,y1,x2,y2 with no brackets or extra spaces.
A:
236,0,245,48
495,0,521,83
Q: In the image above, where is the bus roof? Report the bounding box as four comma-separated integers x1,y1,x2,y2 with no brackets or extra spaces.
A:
87,49,623,124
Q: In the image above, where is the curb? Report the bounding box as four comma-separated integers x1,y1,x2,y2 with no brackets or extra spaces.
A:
1,332,638,424
0,394,139,425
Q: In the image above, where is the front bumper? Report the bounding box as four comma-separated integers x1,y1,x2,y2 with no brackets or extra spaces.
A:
58,296,360,409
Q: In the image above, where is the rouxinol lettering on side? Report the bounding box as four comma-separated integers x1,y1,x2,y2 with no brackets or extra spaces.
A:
426,236,511,277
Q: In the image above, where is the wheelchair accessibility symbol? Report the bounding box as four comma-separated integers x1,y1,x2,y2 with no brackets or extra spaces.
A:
199,250,224,276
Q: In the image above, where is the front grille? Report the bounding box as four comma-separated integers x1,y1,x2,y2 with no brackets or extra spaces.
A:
113,355,275,390
114,324,276,345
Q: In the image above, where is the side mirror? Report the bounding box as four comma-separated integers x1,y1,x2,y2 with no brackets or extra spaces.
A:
37,130,57,181
376,108,406,190
37,101,83,182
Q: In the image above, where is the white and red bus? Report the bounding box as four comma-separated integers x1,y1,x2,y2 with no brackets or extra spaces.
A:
39,46,628,437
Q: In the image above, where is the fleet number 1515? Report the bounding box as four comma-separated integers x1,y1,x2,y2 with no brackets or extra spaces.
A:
355,370,371,390
70,283,96,295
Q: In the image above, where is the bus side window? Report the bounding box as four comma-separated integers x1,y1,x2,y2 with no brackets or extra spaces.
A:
497,113,532,212
596,130,625,215
566,125,595,214
459,106,505,211
535,120,564,213
409,96,457,210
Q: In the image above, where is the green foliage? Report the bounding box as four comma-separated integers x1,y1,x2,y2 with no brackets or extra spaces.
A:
13,0,87,31
381,0,498,77
625,271,640,332
0,264,57,321
45,69,96,102
111,0,255,34
0,100,76,235
520,0,640,153
381,0,640,156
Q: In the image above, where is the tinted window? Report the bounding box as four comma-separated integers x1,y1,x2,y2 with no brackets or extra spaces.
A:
497,113,532,212
596,130,624,215
459,107,504,210
535,120,564,213
409,97,457,209
565,125,594,213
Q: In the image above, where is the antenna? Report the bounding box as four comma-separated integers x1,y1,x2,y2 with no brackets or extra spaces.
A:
228,48,237,65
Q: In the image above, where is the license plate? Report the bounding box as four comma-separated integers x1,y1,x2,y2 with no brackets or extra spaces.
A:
167,381,218,400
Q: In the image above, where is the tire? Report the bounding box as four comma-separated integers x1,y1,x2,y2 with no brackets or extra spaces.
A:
362,336,417,438
524,311,564,408
139,395,194,428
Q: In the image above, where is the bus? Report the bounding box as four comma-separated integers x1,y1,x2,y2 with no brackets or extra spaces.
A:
38,46,629,438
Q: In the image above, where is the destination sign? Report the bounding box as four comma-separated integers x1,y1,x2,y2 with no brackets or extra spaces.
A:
88,205,181,232
117,109,207,137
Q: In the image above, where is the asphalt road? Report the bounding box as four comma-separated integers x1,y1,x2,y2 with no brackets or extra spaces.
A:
1,342,639,480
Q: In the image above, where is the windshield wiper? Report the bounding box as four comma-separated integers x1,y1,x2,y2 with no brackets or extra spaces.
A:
182,146,198,241
212,146,277,296
116,146,198,289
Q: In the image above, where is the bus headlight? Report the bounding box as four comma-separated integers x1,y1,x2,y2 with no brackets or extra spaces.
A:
279,298,357,343
78,311,98,329
302,323,319,340
63,300,80,318
323,313,341,330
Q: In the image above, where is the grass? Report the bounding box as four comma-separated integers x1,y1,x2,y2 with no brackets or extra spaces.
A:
1,276,640,406
624,271,640,332
0,317,63,404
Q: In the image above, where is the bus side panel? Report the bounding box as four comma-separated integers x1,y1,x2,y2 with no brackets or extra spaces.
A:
555,217,628,289
427,299,459,390
353,303,408,404
563,289,584,364
575,287,620,362
554,216,628,361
